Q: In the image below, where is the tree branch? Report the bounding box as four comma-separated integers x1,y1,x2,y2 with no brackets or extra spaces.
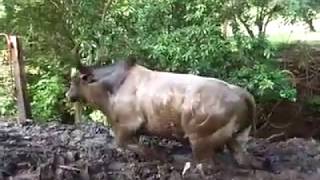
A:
100,0,113,25
260,4,281,36
236,15,255,38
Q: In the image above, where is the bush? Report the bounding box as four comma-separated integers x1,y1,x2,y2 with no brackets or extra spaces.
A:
30,74,66,121
121,1,297,103
0,64,16,117
306,95,320,113
226,36,297,103
124,0,228,76
0,92,16,116
228,64,297,102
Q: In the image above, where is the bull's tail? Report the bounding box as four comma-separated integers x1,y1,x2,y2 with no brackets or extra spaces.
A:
242,91,257,137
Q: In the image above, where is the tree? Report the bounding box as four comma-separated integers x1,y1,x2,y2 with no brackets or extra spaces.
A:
221,0,285,38
283,0,320,32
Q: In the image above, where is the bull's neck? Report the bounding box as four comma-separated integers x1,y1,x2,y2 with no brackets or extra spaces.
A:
86,95,112,117
88,65,146,121
96,101,110,115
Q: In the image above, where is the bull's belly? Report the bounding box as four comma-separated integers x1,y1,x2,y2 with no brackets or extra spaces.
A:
142,115,186,142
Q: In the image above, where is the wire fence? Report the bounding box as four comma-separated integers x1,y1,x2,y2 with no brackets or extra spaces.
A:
0,42,17,117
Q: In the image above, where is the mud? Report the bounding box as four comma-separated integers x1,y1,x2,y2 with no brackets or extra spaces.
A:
1,120,320,180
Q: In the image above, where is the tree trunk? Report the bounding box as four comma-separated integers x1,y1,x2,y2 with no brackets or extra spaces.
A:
237,16,255,38
257,23,264,38
222,20,229,38
305,18,316,32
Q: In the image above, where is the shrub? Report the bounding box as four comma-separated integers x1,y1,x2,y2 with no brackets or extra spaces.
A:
30,74,66,121
227,36,297,103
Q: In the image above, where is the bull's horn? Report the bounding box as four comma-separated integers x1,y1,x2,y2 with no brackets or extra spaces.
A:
70,68,77,77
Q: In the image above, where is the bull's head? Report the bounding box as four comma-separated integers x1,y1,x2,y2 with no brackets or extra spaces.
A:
66,56,137,103
65,65,97,103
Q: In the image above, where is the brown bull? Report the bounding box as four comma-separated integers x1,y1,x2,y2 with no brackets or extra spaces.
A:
66,57,266,176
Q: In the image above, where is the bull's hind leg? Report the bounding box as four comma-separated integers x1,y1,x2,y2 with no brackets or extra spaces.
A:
226,126,264,170
182,136,213,178
183,120,237,177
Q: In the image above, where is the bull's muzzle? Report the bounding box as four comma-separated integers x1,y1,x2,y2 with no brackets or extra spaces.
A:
65,91,77,102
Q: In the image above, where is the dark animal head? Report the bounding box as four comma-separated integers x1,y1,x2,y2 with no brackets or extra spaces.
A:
65,56,137,103
65,65,94,102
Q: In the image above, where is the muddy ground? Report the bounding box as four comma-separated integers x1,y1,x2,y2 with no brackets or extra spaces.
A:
1,120,320,180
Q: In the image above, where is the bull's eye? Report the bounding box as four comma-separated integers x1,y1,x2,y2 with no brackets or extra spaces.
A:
81,74,89,81
80,74,96,83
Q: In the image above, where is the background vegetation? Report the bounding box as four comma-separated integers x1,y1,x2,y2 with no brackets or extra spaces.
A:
0,0,318,122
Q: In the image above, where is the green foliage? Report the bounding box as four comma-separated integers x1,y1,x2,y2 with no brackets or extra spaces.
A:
127,0,296,103
89,110,109,126
30,74,66,121
282,0,320,31
306,96,320,112
229,64,297,102
143,26,228,75
0,62,16,117
0,91,16,116
127,0,228,75
0,0,78,120
222,0,285,38
226,36,297,103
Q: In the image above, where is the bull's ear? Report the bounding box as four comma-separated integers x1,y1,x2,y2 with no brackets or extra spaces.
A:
126,55,137,67
78,64,92,75
78,66,95,83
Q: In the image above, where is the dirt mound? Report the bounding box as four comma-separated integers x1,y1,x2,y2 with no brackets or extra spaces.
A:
279,42,320,104
256,43,320,139
1,120,320,180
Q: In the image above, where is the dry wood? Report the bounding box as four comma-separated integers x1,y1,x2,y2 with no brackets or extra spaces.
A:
58,165,81,172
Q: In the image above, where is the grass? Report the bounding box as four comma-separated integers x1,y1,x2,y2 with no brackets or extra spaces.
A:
267,31,320,46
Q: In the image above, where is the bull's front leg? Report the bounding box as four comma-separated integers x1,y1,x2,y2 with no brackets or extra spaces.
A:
113,126,167,162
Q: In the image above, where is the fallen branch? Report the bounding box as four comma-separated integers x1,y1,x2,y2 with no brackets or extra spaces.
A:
266,132,285,142
269,122,292,129
59,165,81,172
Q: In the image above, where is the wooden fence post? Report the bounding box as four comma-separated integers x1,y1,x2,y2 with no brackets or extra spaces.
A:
9,35,32,123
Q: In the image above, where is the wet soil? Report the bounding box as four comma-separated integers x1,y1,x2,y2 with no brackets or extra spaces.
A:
1,120,320,180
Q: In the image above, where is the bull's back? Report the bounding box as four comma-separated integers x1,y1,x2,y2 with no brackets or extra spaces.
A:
134,67,243,139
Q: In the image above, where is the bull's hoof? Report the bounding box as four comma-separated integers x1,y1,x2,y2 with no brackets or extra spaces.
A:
181,162,208,180
182,162,191,176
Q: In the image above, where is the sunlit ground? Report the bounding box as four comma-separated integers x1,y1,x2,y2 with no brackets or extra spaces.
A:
266,17,320,45
267,31,320,45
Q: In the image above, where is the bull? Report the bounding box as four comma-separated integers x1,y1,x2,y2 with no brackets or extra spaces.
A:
65,56,267,176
